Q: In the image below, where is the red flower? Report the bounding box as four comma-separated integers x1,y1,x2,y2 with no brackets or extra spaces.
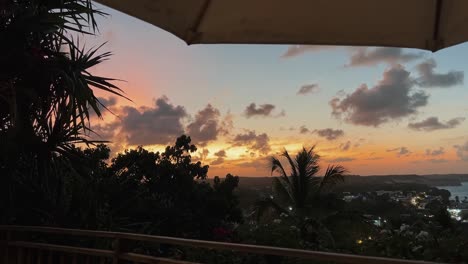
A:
213,227,232,240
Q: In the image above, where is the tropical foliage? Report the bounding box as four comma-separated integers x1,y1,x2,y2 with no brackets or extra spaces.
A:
0,0,124,224
253,147,347,250
2,1,468,263
266,147,346,212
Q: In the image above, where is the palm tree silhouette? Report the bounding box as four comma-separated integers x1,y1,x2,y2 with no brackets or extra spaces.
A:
268,146,346,213
255,146,347,248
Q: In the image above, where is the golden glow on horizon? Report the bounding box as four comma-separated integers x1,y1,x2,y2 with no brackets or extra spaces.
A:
97,129,461,177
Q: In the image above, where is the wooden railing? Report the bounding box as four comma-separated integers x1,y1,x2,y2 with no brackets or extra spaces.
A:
0,225,442,264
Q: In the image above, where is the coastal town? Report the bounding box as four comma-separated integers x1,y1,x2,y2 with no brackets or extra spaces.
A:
342,189,468,223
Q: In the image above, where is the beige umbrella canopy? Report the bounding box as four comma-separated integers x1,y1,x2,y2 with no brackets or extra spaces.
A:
96,0,468,52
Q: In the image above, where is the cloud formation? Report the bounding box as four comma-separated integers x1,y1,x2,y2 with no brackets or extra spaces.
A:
282,46,424,67
120,97,187,145
91,122,120,141
186,104,226,146
454,142,468,161
387,147,411,157
91,96,118,117
346,47,424,67
327,157,355,162
330,65,429,126
314,128,344,140
416,59,464,88
282,45,337,57
408,116,465,131
425,147,445,156
244,103,284,118
197,149,210,162
297,84,320,95
232,130,271,154
428,159,448,163
211,150,227,165
97,96,118,108
340,141,351,151
299,125,310,134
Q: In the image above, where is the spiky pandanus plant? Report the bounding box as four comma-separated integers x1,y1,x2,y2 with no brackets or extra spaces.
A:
0,0,126,225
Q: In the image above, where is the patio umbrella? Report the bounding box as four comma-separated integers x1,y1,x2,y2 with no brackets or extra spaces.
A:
96,0,468,52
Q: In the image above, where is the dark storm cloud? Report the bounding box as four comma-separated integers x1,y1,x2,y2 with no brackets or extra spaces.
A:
346,47,424,67
297,84,320,95
120,97,187,145
232,130,271,154
330,65,429,126
244,103,282,118
387,147,411,157
425,147,445,156
314,128,344,141
416,59,464,88
454,142,468,161
186,104,225,146
408,116,465,131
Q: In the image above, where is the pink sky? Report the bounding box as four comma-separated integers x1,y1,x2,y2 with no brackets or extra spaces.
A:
86,4,468,176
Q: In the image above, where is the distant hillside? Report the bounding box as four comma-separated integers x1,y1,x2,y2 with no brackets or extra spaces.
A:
228,174,467,208
234,174,468,189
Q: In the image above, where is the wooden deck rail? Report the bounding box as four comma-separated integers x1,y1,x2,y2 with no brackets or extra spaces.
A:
0,225,443,264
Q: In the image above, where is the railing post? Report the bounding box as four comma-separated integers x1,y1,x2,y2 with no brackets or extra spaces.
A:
112,237,121,264
3,231,11,264
17,247,24,264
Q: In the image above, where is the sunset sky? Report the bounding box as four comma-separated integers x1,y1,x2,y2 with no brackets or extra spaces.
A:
87,4,468,177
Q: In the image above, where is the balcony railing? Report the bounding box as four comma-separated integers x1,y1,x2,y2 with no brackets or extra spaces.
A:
0,225,442,264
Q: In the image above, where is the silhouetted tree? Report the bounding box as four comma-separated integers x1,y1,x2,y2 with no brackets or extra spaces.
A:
255,147,347,250
0,0,124,225
105,136,242,239
257,147,346,216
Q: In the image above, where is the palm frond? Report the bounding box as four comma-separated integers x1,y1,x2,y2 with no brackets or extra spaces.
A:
318,165,347,193
281,149,298,177
271,156,290,183
253,198,289,221
270,147,327,210
305,146,320,176
272,177,293,204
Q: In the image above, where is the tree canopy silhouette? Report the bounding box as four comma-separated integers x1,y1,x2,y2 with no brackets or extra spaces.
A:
0,0,125,224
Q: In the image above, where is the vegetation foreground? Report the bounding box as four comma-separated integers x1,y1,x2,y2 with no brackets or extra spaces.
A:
1,0,468,263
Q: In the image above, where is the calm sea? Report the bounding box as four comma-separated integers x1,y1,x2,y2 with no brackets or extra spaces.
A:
437,182,468,200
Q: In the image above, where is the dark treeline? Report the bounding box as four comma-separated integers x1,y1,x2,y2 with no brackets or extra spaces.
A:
1,135,243,241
